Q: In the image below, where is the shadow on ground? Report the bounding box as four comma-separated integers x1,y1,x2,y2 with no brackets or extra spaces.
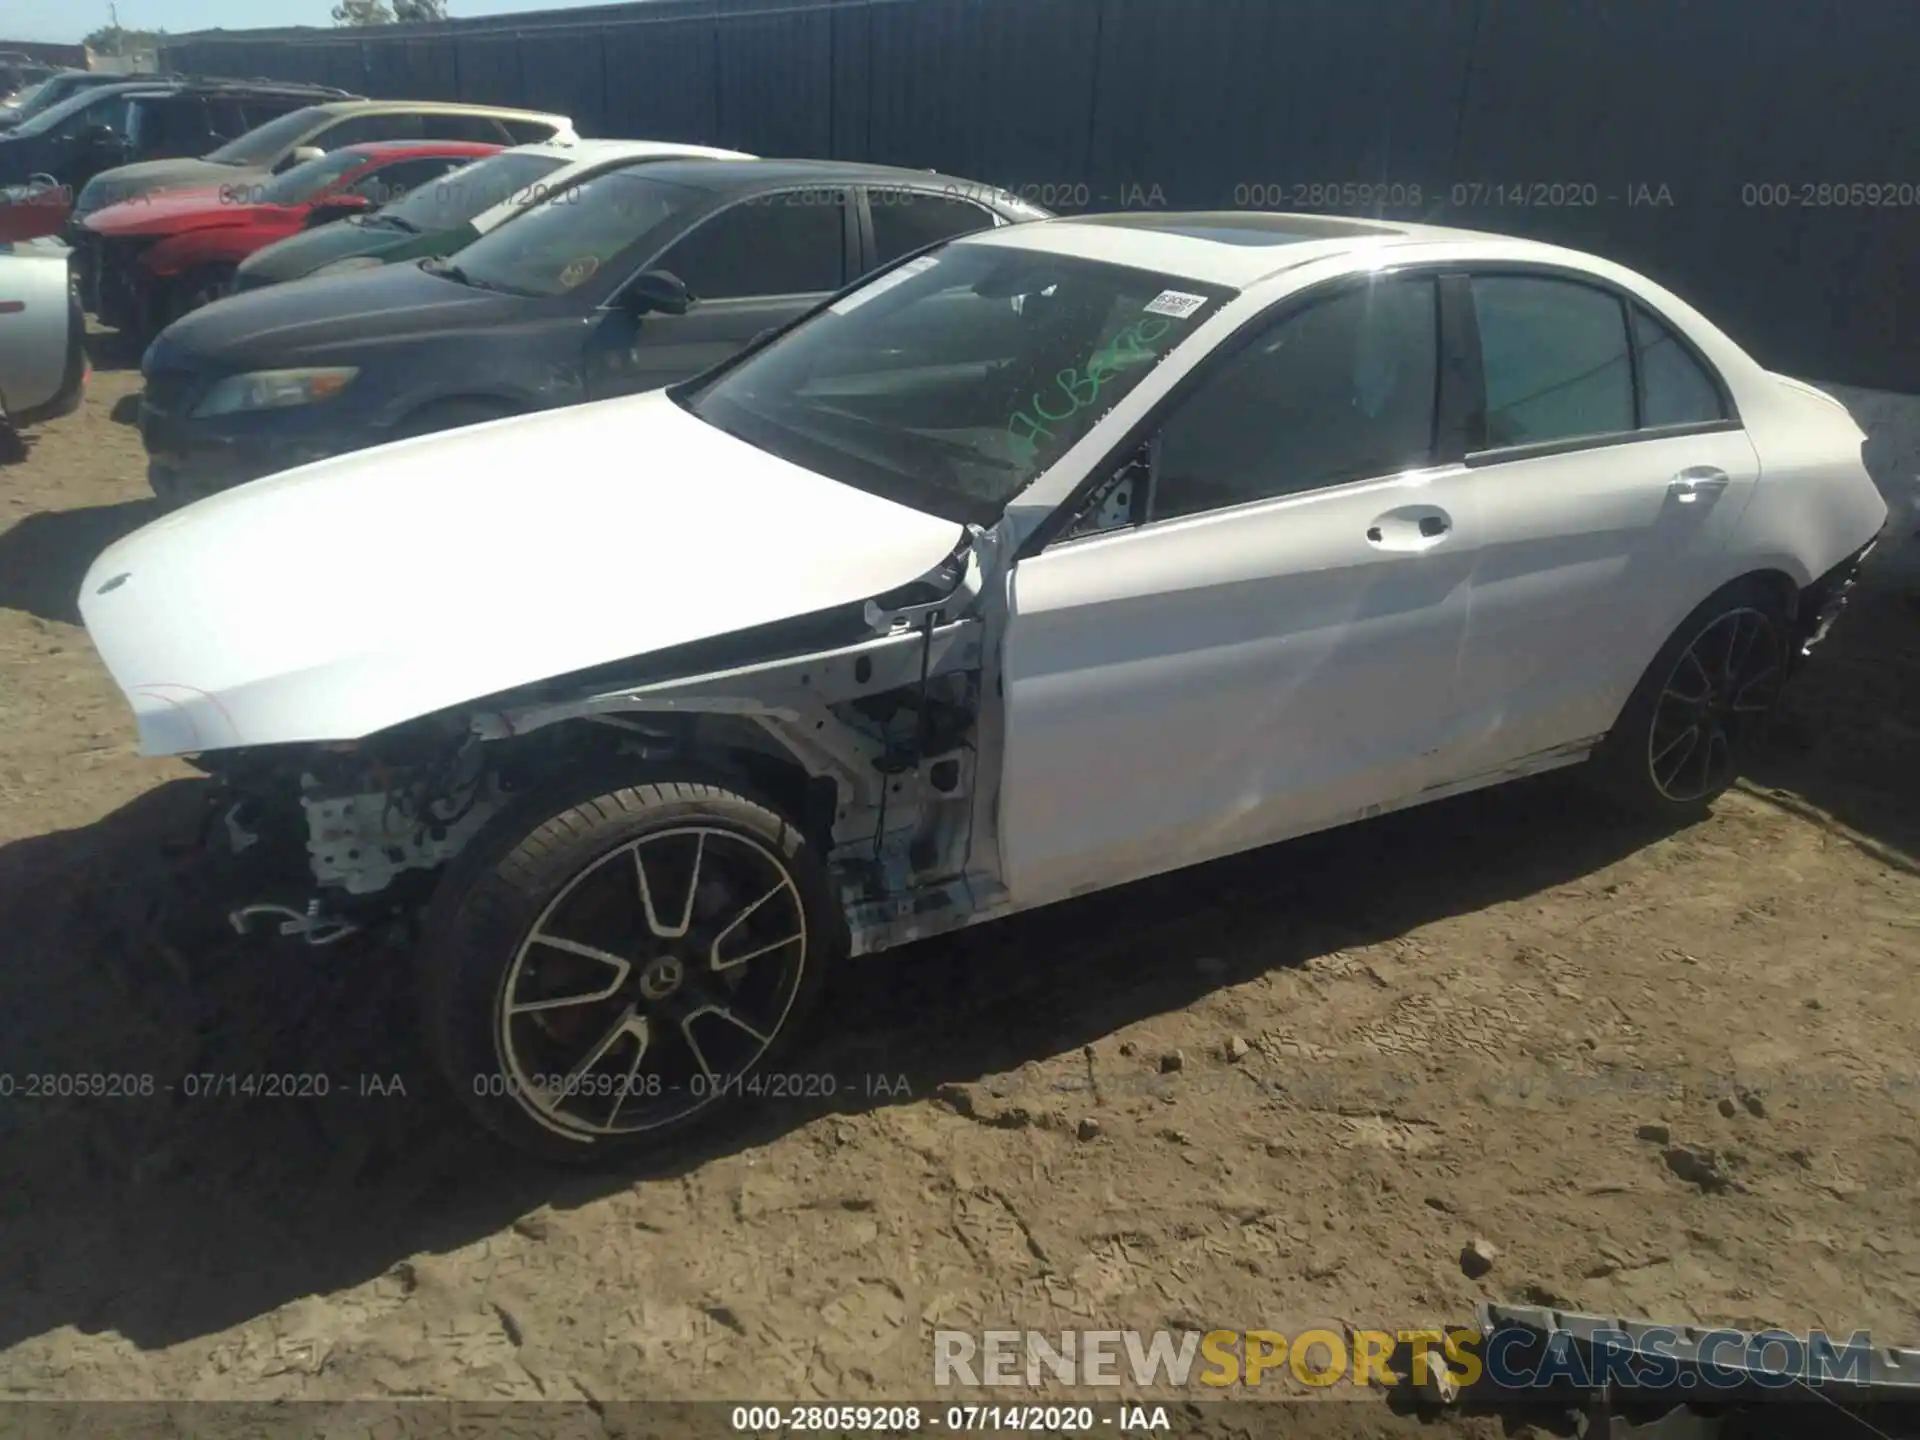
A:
0,499,161,624
84,327,146,376
1743,581,1920,868
0,767,1678,1355
0,574,1910,1357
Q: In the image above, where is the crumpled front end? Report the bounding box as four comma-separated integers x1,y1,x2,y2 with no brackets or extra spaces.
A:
179,718,509,947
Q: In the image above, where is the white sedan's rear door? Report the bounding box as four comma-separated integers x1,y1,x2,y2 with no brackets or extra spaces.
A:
1438,274,1762,782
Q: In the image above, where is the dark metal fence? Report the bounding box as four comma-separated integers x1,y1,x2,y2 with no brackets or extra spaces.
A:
0,39,90,68
161,0,1920,393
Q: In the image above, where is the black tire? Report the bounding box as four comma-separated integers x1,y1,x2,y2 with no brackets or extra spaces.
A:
392,398,518,441
417,773,843,1165
1587,578,1791,818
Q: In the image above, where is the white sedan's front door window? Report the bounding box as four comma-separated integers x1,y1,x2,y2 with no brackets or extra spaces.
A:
997,275,1479,904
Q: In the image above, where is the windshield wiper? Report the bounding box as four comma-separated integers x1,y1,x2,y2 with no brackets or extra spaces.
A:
367,213,419,232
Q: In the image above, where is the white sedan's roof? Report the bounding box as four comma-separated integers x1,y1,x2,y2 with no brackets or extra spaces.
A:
959,210,1609,290
467,138,757,233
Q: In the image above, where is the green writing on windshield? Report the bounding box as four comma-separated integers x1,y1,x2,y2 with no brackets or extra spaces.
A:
1006,314,1175,468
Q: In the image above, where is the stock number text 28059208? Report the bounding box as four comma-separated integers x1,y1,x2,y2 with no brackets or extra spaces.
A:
729,1405,1120,1433
0,1072,411,1099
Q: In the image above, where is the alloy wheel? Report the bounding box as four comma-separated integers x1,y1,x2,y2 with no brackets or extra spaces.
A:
494,826,809,1140
1646,606,1785,803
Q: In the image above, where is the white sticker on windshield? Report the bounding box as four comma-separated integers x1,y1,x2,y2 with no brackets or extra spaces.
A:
1143,289,1209,320
831,254,941,315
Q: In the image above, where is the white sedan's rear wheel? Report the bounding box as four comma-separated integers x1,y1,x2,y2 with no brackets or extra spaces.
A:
418,774,842,1164
1591,579,1790,816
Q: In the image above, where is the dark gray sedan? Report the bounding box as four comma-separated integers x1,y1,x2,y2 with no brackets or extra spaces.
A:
138,157,1051,504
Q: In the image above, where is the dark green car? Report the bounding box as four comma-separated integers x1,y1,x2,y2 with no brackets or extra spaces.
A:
233,139,754,293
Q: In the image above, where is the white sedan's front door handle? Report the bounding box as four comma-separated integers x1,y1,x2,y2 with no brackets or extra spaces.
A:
1669,466,1731,504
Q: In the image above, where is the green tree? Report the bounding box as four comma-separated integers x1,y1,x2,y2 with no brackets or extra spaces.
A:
331,0,396,24
83,25,162,56
393,0,449,20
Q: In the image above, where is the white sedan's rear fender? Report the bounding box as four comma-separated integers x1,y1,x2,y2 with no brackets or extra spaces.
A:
1731,375,1889,591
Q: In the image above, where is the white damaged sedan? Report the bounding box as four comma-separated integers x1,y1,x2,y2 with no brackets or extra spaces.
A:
79,211,1889,1161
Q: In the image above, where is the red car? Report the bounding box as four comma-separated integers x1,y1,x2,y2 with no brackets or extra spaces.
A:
0,177,71,243
80,140,499,341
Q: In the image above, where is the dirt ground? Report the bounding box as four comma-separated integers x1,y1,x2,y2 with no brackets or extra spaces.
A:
0,340,1917,1430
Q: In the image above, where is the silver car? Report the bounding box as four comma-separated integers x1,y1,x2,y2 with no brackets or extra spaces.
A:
0,197,86,449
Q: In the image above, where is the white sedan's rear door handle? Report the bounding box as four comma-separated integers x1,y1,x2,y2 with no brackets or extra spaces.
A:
1669,466,1731,503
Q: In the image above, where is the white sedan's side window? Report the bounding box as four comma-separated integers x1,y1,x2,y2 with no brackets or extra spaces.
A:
1148,275,1440,521
1472,275,1634,448
1631,304,1728,428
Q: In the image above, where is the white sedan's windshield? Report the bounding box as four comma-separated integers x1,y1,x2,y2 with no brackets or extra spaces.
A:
681,243,1235,525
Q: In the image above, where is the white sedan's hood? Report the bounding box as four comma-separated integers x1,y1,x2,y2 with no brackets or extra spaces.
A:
79,392,964,756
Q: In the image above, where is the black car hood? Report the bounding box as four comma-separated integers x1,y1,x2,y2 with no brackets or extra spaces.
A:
153,259,543,369
237,216,426,286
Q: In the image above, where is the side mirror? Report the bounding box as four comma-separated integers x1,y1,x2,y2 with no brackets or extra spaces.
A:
622,268,693,316
82,123,123,151
276,144,325,173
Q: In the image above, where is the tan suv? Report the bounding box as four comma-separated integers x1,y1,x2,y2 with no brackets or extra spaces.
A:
70,99,577,218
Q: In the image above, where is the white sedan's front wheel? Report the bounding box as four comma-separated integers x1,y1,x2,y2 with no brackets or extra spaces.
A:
418,774,842,1164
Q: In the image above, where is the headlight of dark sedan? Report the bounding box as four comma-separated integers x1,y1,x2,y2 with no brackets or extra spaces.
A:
191,367,360,417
